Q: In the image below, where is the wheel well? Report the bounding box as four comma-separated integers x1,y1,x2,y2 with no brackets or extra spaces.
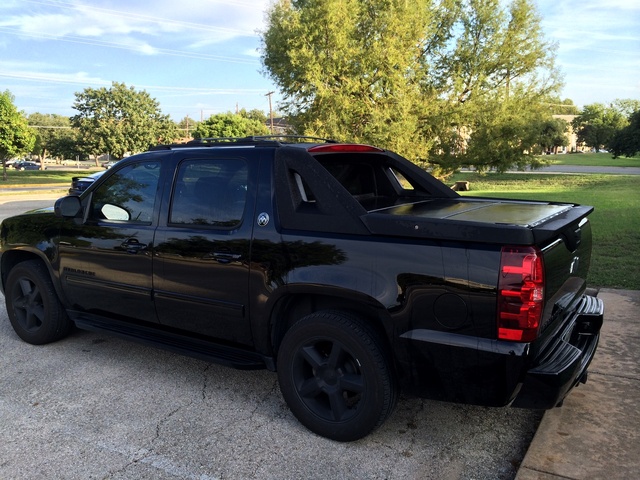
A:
270,293,392,358
1,251,47,289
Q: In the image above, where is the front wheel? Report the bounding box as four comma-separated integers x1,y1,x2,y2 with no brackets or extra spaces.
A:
277,311,397,441
5,260,71,345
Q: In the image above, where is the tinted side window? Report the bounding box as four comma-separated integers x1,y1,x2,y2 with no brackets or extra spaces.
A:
169,158,248,228
89,161,161,224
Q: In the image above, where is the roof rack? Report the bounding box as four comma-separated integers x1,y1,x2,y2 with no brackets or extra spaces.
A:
248,135,338,144
149,135,338,151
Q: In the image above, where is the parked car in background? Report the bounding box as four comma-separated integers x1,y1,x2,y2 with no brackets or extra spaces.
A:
102,160,119,169
12,161,42,171
4,159,20,169
68,171,105,195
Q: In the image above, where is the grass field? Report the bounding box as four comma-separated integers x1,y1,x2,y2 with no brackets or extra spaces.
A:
452,172,640,290
0,169,96,186
543,152,640,168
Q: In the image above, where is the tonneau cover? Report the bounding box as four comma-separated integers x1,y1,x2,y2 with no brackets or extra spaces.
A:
361,197,593,246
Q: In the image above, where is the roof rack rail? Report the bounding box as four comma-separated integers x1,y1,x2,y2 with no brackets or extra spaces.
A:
248,135,338,144
148,135,338,151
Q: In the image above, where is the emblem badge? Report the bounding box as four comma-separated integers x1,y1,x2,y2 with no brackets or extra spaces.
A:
257,212,270,227
570,256,580,274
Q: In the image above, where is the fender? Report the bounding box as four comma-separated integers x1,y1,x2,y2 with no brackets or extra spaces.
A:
251,281,392,358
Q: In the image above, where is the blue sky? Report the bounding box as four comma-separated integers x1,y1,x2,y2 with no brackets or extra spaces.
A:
1,0,638,121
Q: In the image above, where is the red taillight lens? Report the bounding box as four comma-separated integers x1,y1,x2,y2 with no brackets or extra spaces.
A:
497,246,544,342
307,144,384,153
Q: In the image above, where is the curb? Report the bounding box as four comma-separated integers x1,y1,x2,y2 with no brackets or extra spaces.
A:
516,289,640,479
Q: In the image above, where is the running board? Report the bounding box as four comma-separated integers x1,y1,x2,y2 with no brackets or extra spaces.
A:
70,313,272,370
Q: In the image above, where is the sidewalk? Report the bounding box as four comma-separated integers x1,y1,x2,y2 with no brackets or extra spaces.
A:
516,289,640,480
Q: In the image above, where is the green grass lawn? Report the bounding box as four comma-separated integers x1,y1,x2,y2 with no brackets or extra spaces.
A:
543,152,640,167
452,172,640,290
0,169,95,186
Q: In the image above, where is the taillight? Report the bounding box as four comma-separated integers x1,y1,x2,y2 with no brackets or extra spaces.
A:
497,246,545,342
307,144,384,153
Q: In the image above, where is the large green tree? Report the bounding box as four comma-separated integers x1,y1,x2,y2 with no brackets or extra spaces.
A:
0,90,36,180
537,117,569,154
572,103,628,152
262,0,445,164
27,113,79,167
612,99,640,118
71,82,178,164
608,110,640,158
193,112,269,139
239,108,268,124
261,0,561,174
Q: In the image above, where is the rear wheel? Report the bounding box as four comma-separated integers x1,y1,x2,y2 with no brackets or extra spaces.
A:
277,311,397,441
5,260,71,345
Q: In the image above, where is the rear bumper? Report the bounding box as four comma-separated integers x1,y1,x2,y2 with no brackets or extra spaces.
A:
511,294,604,409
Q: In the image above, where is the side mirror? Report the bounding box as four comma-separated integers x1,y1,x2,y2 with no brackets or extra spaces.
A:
54,196,82,218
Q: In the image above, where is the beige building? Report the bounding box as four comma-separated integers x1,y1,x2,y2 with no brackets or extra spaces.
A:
552,114,587,153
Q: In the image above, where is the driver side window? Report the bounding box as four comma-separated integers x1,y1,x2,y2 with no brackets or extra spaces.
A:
89,161,161,224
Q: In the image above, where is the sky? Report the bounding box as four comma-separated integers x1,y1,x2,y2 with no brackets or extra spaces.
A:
0,0,638,122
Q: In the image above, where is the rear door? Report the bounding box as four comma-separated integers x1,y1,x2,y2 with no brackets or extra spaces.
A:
153,150,258,345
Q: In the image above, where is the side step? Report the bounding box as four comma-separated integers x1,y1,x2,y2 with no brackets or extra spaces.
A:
70,313,272,370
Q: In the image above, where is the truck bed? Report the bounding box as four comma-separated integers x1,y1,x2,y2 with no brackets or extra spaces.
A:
361,197,593,246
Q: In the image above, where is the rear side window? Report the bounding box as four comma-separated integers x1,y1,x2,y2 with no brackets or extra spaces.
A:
314,155,421,201
169,158,248,228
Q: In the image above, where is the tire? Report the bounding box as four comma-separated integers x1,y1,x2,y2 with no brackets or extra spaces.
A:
5,260,71,345
277,311,397,442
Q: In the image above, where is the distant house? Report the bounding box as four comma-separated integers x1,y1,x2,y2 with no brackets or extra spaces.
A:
552,114,588,153
265,117,291,134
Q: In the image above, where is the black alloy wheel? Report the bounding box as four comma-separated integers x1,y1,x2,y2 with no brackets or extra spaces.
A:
5,260,71,345
277,311,397,442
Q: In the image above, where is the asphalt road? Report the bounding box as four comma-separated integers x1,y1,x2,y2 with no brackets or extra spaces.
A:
0,193,542,480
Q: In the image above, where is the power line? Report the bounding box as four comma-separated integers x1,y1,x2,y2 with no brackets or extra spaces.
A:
0,72,267,97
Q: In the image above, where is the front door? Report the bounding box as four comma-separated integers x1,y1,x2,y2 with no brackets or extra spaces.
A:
58,159,162,323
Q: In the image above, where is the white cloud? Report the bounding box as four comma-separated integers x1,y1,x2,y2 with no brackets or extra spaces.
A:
1,0,268,38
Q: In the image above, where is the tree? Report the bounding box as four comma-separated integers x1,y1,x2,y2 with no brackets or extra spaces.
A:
177,116,198,139
612,99,640,118
261,0,561,174
262,0,445,164
71,82,178,164
545,96,580,115
27,113,78,167
537,117,569,154
572,103,627,152
193,112,269,138
0,90,36,180
608,110,640,158
239,108,268,124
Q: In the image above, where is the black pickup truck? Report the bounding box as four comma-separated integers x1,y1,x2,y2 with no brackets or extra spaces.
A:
0,137,603,441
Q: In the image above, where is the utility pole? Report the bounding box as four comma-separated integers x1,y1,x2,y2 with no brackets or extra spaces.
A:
265,91,275,134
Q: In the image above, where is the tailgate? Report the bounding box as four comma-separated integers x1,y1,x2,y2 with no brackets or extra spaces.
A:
539,216,594,333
